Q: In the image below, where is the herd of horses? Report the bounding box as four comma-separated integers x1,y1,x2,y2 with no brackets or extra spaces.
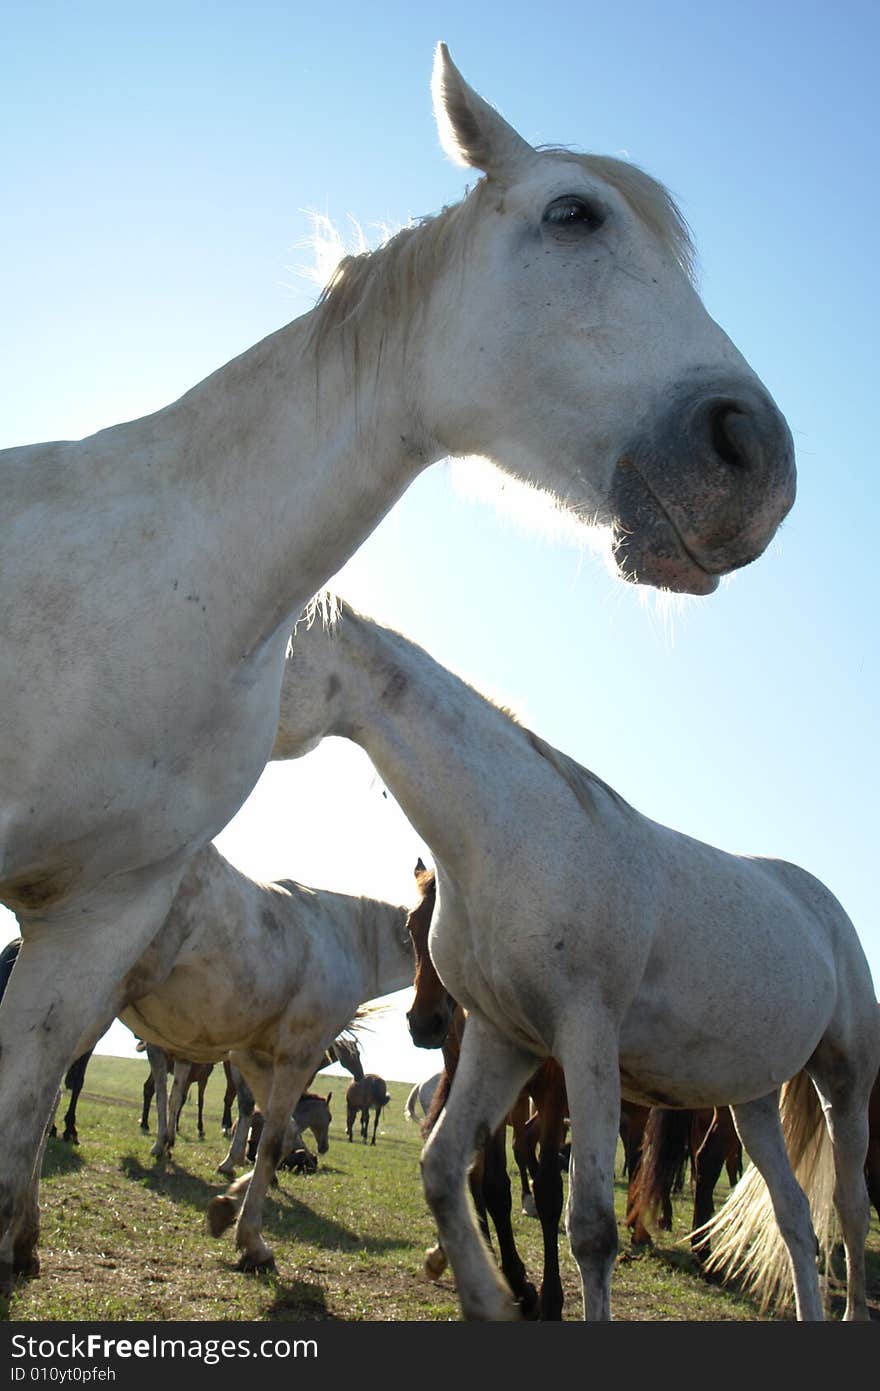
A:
1,44,877,1322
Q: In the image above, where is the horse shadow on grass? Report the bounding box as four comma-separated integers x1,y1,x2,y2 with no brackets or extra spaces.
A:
618,1239,784,1319
42,1137,85,1177
119,1154,410,1257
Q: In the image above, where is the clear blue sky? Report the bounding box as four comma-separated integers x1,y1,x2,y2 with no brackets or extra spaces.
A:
2,2,877,1081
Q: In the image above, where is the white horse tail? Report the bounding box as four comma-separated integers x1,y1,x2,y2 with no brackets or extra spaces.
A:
697,1072,837,1313
404,1082,420,1122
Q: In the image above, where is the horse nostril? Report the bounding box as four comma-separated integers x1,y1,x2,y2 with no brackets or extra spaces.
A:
708,401,754,470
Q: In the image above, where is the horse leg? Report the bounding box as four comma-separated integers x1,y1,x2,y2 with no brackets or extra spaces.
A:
208,1052,276,1246
510,1096,535,1217
230,1057,316,1272
149,1050,170,1159
866,1080,880,1225
689,1113,727,1261
197,1073,207,1138
808,1050,875,1321
467,1147,492,1245
62,1057,88,1144
221,1062,236,1135
557,1023,621,1321
141,1072,155,1132
730,1094,824,1321
0,869,182,1291
217,1068,255,1176
532,1087,566,1320
371,1104,381,1146
166,1061,193,1153
479,1126,539,1318
420,1013,539,1320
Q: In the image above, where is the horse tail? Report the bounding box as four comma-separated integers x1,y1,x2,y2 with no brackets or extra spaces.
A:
696,1072,836,1313
626,1108,691,1234
63,1049,93,1093
421,1070,452,1141
404,1082,420,1122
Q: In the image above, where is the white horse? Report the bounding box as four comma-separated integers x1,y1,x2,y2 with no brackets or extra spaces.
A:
271,599,879,1321
115,843,413,1272
0,43,795,1287
405,1073,443,1123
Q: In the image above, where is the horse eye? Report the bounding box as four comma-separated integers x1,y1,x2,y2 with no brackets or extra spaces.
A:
542,196,605,233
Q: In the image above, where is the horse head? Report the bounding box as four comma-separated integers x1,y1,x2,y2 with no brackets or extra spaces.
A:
406,858,455,1049
418,45,796,595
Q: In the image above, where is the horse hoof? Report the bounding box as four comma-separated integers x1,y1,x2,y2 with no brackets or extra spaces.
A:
236,1252,276,1276
424,1247,448,1281
12,1245,40,1280
521,1194,537,1218
206,1196,237,1238
518,1282,539,1319
216,1163,235,1178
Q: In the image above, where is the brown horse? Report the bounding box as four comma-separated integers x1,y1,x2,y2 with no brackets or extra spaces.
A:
625,1105,743,1256
345,1075,390,1145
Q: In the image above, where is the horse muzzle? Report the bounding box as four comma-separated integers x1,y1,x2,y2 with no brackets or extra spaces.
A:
406,1004,452,1050
609,379,796,595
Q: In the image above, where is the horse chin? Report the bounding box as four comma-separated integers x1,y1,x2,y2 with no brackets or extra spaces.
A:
613,539,720,597
408,1021,449,1050
609,466,722,596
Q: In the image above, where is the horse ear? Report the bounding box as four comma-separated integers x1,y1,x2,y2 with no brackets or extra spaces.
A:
415,856,425,874
431,43,535,183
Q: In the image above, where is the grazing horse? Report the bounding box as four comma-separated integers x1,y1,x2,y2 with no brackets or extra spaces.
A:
249,1090,334,1172
0,42,797,1288
219,1029,362,1175
272,599,879,1321
345,1076,390,1146
625,1106,743,1252
113,844,412,1273
224,1064,333,1172
324,1034,364,1083
1,938,93,1146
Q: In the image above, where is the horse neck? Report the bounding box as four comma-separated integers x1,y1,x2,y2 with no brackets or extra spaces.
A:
317,612,542,875
356,898,413,999
168,313,437,657
335,1039,364,1081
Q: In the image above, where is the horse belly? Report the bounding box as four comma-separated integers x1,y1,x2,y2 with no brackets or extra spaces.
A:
120,972,283,1062
618,973,836,1108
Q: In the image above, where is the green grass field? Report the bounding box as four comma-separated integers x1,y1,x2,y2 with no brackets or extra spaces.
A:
4,1055,878,1322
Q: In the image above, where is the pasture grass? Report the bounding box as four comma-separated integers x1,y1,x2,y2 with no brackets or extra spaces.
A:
4,1055,878,1323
